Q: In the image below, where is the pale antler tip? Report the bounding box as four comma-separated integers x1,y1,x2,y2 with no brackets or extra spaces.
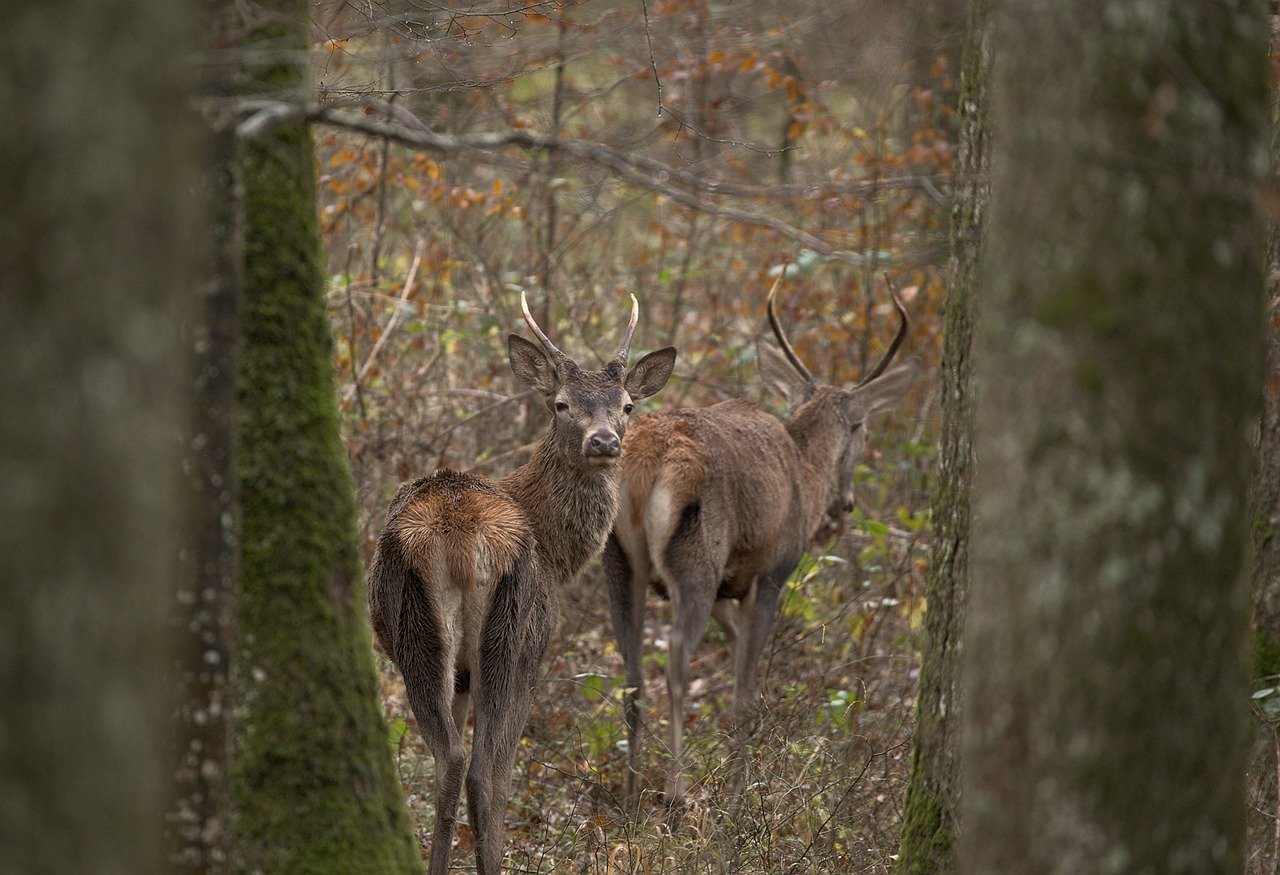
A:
616,293,640,363
766,270,785,304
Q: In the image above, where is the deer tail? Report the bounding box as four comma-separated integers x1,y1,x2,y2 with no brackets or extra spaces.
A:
367,524,420,663
642,452,707,584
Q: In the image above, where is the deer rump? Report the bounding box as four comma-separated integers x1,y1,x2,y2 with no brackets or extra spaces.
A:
368,468,552,695
617,398,811,603
369,471,554,724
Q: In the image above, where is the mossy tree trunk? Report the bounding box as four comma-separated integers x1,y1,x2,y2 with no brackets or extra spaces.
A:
0,0,198,871
961,2,1269,870
895,2,989,872
231,2,424,870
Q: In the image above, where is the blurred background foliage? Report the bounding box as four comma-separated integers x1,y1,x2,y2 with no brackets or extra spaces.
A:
309,0,956,869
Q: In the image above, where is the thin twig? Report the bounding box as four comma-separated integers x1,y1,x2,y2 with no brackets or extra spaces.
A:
343,239,424,404
638,0,662,118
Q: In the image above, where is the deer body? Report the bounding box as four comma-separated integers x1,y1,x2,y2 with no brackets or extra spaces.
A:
369,295,674,874
603,284,917,802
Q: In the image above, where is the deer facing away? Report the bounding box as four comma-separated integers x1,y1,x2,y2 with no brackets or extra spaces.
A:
603,281,917,801
368,294,675,874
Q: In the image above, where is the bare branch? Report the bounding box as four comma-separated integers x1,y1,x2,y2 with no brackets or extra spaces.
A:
231,98,946,268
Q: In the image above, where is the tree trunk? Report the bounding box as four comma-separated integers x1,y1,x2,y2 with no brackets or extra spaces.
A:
0,0,199,871
1252,57,1280,679
168,3,242,870
961,2,1269,871
895,1,989,872
230,2,424,870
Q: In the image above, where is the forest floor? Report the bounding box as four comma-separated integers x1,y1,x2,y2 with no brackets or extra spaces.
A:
354,424,933,874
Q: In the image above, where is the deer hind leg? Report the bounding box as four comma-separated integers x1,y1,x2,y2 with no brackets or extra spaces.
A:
397,588,466,875
733,569,786,723
467,556,552,875
659,520,721,804
711,597,740,647
604,532,649,801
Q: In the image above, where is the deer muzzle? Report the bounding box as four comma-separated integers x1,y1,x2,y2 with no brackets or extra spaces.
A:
584,429,622,462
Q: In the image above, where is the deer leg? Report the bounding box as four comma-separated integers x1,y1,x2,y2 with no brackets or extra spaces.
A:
467,556,551,875
468,674,535,875
604,533,648,799
734,572,785,719
664,573,718,803
401,646,465,875
711,598,739,647
727,579,757,713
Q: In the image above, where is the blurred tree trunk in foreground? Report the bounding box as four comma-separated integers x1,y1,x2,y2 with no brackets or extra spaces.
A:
0,0,199,872
1253,69,1280,679
1245,43,1280,870
230,1,423,870
962,2,1269,871
895,1,989,872
167,2,241,870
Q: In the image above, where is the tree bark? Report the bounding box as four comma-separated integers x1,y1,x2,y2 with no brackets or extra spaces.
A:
0,1,199,871
230,2,424,870
961,2,1270,871
168,4,242,870
895,1,989,872
1252,48,1280,679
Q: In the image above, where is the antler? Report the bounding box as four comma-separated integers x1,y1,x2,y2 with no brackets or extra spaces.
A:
614,294,639,365
855,277,909,387
520,290,570,363
766,273,816,384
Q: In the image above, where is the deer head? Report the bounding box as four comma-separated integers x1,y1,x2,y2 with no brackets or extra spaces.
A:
507,291,677,469
756,279,918,529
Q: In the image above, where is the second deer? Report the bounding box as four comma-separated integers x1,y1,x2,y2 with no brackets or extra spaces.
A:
368,294,675,874
603,279,918,802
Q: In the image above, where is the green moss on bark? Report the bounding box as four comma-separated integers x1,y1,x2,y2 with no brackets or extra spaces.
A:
229,6,422,872
895,3,988,872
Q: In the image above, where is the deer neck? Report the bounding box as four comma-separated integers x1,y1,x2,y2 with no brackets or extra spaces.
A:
501,432,621,582
785,399,847,535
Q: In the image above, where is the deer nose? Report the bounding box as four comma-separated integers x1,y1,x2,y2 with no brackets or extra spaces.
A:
587,430,621,457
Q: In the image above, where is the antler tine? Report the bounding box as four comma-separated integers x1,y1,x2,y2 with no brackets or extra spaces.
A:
855,276,909,387
766,272,815,384
520,290,568,361
614,293,640,364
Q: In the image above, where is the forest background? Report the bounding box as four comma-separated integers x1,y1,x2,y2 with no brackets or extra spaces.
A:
5,0,1280,873
318,1,951,870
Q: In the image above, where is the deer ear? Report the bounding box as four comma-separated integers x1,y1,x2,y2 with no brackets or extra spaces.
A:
625,346,677,399
846,358,919,420
757,338,813,408
508,334,560,394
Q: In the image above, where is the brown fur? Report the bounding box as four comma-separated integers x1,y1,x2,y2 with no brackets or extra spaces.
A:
368,318,675,875
394,484,529,592
605,324,918,804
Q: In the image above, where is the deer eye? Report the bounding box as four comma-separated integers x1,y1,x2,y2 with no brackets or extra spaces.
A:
623,403,634,415
554,400,569,413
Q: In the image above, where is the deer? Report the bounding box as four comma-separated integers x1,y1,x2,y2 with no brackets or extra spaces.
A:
367,293,675,875
602,278,918,803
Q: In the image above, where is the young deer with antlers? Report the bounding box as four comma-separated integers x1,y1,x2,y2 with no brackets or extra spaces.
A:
368,294,675,874
603,280,917,802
